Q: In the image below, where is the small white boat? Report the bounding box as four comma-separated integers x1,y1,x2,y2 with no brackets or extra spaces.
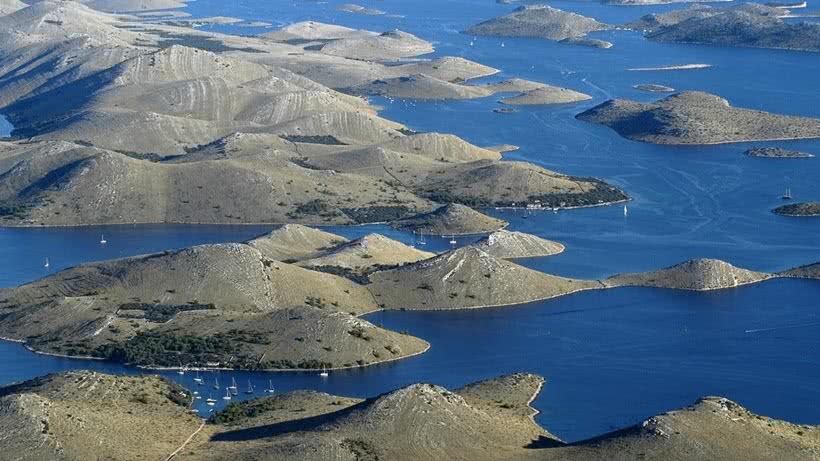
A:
193,371,203,384
501,42,505,47
229,377,237,391
245,381,254,395
265,380,275,394
206,396,216,406
623,205,628,217
223,388,232,400
213,378,220,390
100,235,107,244
449,235,457,245
44,258,49,268
782,187,793,200
319,367,329,378
418,231,427,246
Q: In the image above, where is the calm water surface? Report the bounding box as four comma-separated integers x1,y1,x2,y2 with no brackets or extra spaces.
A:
0,0,819,443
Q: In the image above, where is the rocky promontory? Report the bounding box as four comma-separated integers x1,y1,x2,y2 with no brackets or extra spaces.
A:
391,204,508,235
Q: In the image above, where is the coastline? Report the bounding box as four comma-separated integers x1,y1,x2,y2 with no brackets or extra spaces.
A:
0,198,630,229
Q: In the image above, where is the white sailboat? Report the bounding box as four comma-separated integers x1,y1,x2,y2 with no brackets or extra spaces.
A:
319,367,329,378
44,258,49,268
245,381,254,395
229,377,237,391
193,371,203,384
417,230,426,246
782,187,793,200
265,380,275,394
100,234,107,244
206,395,216,406
213,377,220,390
623,205,628,217
222,388,231,400
449,235,457,245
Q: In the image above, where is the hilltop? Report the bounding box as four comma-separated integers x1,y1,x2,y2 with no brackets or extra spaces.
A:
179,373,555,461
296,233,436,277
465,5,610,43
0,371,202,461
0,242,430,370
392,204,508,235
368,247,600,310
469,230,565,259
576,92,820,145
5,371,816,461
246,224,348,262
604,258,772,290
629,3,820,52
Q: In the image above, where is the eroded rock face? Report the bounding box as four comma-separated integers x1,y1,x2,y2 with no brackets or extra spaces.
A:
577,92,820,145
604,258,772,290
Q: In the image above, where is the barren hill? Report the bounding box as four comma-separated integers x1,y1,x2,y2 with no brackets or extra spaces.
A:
576,92,820,145
0,371,202,461
466,5,609,42
0,242,431,370
297,233,435,274
180,373,554,461
246,224,348,262
391,203,508,235
604,258,772,290
469,230,565,259
368,247,600,310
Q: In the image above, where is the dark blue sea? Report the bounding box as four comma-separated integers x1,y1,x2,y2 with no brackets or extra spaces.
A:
1,0,819,442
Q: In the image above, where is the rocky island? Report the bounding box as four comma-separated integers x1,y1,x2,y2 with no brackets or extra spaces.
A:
744,147,815,158
465,5,610,44
604,258,772,291
391,203,509,235
780,262,820,279
634,83,676,93
629,3,820,52
576,92,820,145
772,202,820,216
2,370,818,461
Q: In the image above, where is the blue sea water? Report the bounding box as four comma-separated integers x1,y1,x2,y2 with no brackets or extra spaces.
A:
0,114,12,137
1,0,819,442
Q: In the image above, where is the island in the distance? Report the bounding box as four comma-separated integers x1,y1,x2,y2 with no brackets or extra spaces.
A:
465,5,611,46
576,92,820,145
628,3,820,52
744,147,815,158
772,202,820,216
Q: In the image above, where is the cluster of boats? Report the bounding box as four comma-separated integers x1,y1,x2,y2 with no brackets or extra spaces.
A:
182,368,330,409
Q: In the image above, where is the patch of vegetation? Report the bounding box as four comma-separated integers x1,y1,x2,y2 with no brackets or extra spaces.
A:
342,438,382,461
92,332,247,368
288,199,341,219
280,134,347,145
341,206,412,224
